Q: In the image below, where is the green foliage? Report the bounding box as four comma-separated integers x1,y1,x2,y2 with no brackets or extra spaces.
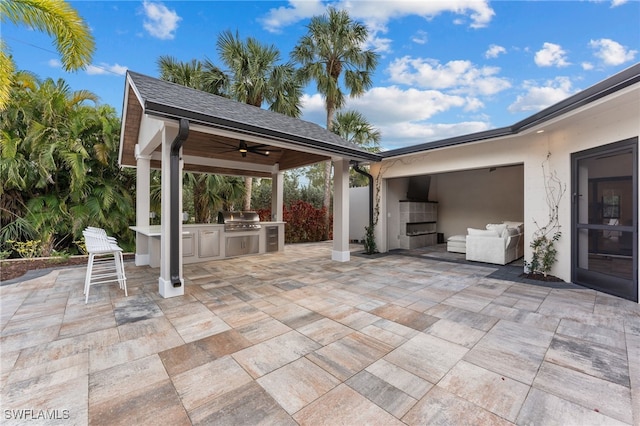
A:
1,71,136,256
363,225,377,254
252,172,324,211
525,232,561,277
6,240,42,258
0,0,95,109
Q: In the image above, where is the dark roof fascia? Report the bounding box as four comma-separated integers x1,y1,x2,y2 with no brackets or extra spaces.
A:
512,62,640,132
383,62,640,159
143,100,382,162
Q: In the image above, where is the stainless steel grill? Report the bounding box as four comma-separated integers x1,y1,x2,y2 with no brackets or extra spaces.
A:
217,211,261,232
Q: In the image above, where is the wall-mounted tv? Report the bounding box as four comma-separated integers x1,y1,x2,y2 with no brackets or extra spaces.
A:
406,175,431,201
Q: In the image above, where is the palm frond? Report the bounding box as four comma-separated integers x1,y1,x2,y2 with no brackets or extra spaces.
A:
1,0,95,71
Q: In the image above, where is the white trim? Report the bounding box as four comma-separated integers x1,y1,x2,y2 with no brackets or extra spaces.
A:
332,250,350,262
158,277,184,298
135,253,150,266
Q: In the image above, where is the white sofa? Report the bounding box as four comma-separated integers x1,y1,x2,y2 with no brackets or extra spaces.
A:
465,222,524,265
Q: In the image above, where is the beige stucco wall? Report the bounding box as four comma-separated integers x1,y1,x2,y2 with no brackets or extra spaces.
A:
372,84,639,284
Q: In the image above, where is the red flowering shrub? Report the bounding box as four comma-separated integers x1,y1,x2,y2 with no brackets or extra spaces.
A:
257,201,332,243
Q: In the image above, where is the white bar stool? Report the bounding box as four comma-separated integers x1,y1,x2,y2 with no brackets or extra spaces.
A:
83,228,128,303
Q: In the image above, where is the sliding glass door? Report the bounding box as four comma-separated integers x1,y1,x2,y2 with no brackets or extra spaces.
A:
572,138,638,302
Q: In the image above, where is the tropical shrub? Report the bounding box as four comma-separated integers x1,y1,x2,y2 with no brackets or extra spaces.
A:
1,72,136,257
257,201,332,243
363,225,377,254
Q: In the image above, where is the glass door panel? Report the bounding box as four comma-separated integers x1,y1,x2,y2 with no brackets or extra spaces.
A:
572,139,637,302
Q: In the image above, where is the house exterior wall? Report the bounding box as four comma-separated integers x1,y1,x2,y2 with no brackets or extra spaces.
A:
372,84,639,287
349,186,369,242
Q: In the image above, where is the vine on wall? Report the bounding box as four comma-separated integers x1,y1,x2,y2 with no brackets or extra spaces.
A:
525,152,566,277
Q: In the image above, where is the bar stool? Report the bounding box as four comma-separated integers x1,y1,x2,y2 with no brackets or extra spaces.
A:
82,228,128,303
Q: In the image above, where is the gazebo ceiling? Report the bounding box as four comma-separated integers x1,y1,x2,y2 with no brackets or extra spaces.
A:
119,71,380,178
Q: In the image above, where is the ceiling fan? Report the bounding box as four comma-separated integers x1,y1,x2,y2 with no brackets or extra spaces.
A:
215,140,280,157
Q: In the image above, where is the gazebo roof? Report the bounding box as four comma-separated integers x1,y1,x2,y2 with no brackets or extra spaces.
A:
119,71,381,177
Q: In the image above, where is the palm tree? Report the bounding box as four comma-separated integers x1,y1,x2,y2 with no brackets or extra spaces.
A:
331,110,381,187
0,0,95,109
332,110,381,152
216,29,303,210
1,73,135,255
292,7,379,238
156,56,235,223
157,55,227,95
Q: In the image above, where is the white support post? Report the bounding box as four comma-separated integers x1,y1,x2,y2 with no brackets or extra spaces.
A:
134,145,151,266
271,170,283,221
332,158,350,262
159,126,184,297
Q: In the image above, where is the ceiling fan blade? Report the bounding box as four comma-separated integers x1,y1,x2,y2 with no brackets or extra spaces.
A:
211,148,238,154
214,140,240,149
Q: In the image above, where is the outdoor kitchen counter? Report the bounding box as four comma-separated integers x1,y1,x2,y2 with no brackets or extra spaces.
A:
130,222,285,267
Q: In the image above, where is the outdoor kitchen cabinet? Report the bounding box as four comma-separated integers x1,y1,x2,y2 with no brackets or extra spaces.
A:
198,229,220,258
130,221,284,266
265,226,279,253
225,235,259,257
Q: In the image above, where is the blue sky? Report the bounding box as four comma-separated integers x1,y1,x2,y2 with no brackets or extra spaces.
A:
4,0,639,150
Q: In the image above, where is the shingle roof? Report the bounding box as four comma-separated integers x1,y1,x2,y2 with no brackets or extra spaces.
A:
127,71,381,161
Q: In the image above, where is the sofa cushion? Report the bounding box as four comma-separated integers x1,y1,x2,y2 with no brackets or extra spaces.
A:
505,227,520,237
447,234,467,243
503,221,524,233
486,223,508,237
468,228,499,237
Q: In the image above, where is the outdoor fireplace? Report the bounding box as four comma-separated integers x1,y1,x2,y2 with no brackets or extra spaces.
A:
406,222,436,236
399,201,438,249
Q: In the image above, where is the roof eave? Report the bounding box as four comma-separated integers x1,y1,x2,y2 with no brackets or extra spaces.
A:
143,100,382,162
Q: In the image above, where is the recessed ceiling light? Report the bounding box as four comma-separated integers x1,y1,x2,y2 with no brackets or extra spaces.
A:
536,130,545,134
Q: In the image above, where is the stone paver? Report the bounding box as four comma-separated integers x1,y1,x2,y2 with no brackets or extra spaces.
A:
1,241,639,425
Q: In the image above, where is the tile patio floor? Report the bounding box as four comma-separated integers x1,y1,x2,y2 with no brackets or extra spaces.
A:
1,242,639,425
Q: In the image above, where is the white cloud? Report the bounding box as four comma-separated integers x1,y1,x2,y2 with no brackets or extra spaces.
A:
142,1,181,40
345,86,467,124
611,0,628,7
300,86,490,149
259,0,326,33
411,30,428,45
581,62,594,70
589,38,637,66
508,77,575,113
366,33,393,54
485,44,506,59
260,1,495,36
387,58,511,96
86,63,128,76
534,42,570,67
380,121,490,149
48,59,61,68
